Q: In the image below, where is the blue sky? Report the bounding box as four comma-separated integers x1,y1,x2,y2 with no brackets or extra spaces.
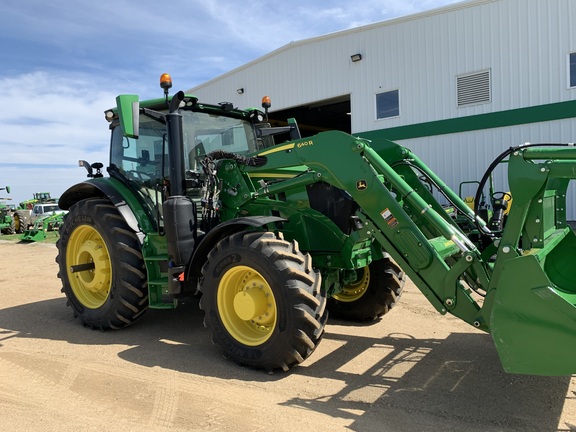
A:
0,0,461,205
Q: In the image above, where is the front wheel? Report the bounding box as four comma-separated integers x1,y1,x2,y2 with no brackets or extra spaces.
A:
327,256,404,322
200,231,327,372
56,198,148,329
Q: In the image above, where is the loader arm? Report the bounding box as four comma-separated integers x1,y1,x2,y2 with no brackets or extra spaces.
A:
222,130,576,376
235,131,491,327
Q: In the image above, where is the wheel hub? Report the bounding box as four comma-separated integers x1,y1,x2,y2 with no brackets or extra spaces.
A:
333,267,370,302
217,266,277,346
66,224,112,309
233,286,270,321
75,239,110,292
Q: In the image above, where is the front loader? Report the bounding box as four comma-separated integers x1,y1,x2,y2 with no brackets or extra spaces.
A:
20,211,66,242
56,75,576,375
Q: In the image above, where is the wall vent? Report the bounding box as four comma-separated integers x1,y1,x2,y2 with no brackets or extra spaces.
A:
457,70,491,107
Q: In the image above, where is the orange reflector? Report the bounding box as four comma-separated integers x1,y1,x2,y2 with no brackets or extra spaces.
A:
178,272,185,282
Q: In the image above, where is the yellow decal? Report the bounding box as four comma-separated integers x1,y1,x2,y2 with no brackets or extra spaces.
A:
258,143,295,156
247,172,297,179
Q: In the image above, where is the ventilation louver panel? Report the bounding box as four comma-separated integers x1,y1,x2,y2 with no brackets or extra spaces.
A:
457,70,491,106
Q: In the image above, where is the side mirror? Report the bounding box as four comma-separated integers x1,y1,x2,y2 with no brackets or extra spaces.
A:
116,94,140,138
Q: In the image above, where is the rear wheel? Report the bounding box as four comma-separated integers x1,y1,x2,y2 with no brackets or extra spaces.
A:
327,256,404,322
200,231,327,371
56,198,148,329
13,211,27,233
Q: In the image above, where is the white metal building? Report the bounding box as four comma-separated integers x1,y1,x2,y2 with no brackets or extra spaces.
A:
189,0,576,217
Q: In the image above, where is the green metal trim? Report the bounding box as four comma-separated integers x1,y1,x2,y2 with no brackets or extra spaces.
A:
109,93,250,120
93,177,158,233
359,100,576,141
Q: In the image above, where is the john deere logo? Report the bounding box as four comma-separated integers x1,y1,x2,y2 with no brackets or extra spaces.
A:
356,180,368,191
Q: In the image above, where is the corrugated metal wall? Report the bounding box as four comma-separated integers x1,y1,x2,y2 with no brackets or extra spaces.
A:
400,118,576,219
190,0,576,217
347,0,576,133
191,0,576,126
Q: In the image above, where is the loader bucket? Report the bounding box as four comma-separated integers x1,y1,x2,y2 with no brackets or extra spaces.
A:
20,228,47,242
490,228,576,376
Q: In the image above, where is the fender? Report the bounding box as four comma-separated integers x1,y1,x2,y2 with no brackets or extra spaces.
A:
58,179,145,242
185,215,286,280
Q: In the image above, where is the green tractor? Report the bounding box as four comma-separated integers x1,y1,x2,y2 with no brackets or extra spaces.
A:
0,186,16,235
13,192,59,234
56,75,576,375
19,192,56,209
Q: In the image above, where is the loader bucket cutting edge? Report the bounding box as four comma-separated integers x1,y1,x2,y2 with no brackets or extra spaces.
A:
490,232,576,376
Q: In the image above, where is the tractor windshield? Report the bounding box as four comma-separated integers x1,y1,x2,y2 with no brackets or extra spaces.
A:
109,108,258,227
110,109,257,184
182,111,258,174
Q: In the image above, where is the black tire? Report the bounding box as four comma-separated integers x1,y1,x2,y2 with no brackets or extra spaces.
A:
1,217,15,234
200,231,327,372
56,198,148,329
327,255,404,322
13,211,27,234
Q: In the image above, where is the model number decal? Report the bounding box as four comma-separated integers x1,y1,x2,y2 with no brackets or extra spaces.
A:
296,140,314,148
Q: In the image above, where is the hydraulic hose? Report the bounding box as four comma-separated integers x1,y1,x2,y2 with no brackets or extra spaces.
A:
473,142,575,233
206,150,267,167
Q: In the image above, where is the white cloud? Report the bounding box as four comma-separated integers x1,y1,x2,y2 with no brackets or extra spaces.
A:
0,72,120,165
0,165,88,207
0,0,462,204
0,71,115,203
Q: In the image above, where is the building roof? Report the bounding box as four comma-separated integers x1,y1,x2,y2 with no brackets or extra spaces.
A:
191,0,496,91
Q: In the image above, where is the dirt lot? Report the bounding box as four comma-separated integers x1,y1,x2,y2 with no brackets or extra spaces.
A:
0,241,575,432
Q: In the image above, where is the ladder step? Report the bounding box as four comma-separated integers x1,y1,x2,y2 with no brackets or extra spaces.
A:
145,254,169,261
148,278,167,286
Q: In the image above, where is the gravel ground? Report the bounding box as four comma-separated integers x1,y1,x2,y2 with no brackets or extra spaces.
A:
0,240,575,432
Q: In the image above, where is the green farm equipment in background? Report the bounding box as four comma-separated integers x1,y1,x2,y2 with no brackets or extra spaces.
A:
18,192,57,210
0,186,16,235
20,211,66,242
13,192,60,234
0,189,65,238
55,75,576,376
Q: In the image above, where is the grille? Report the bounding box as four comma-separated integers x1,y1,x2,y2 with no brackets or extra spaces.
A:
457,70,491,106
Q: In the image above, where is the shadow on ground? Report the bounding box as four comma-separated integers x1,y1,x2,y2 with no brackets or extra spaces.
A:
0,297,574,431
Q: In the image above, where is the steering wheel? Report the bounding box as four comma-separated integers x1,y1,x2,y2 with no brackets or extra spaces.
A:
126,170,159,188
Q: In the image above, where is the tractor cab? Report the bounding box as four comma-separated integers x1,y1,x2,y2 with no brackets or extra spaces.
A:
105,74,298,233
107,94,264,231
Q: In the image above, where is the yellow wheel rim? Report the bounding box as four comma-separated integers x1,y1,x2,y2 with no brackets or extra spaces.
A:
66,225,112,309
217,265,277,346
333,267,370,302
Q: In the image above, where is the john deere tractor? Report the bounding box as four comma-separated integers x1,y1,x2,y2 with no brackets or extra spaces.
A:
0,186,15,235
56,75,576,375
